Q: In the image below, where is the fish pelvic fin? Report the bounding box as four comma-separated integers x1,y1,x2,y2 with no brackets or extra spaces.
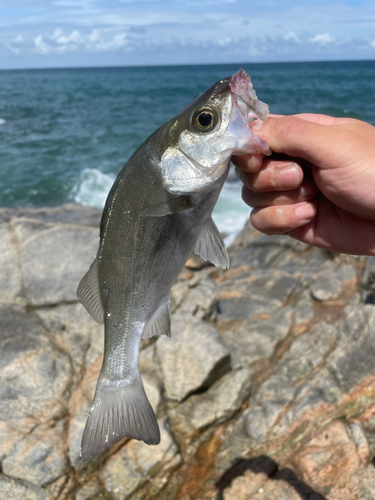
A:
80,374,160,461
77,256,105,324
194,217,230,269
143,298,171,339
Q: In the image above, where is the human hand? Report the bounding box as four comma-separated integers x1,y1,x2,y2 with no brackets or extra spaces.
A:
233,114,375,255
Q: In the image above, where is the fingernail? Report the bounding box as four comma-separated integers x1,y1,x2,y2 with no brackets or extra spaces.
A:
277,164,300,189
297,203,316,222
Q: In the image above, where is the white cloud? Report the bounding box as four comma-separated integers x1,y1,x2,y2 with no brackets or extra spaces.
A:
8,28,129,54
284,31,299,43
2,1,375,67
309,33,334,45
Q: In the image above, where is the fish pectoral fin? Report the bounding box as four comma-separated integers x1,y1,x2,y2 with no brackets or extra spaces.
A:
143,298,171,339
194,217,230,269
140,195,196,217
80,374,160,461
77,257,105,324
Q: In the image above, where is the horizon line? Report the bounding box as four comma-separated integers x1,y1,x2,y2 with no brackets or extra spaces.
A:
0,57,375,72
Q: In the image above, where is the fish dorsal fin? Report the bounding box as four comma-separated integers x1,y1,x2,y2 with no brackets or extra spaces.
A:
194,218,230,269
77,257,105,324
143,298,171,339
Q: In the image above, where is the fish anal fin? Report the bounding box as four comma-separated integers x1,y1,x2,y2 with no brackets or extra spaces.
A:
143,298,171,339
80,375,160,461
194,218,230,269
77,257,105,324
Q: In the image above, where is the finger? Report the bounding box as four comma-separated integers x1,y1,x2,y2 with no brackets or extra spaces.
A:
254,116,347,166
242,181,318,208
232,153,264,173
250,201,316,235
236,159,304,192
292,113,352,125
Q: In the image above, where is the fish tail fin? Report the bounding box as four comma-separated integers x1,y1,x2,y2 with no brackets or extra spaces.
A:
80,374,160,461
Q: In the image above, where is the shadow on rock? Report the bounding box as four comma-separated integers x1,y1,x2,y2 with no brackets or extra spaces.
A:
216,454,327,500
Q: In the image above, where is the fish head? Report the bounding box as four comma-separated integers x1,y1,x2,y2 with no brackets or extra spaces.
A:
160,67,271,195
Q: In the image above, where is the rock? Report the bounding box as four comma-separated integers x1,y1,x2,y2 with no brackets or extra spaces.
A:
0,223,23,304
0,305,72,421
310,265,357,301
327,305,375,393
170,277,218,320
102,418,180,500
223,308,293,369
2,424,67,486
37,302,101,370
2,204,375,499
223,470,302,500
157,314,231,401
217,269,292,321
68,396,91,468
13,215,98,306
245,323,338,441
290,420,367,493
170,368,252,436
0,475,49,500
76,478,107,500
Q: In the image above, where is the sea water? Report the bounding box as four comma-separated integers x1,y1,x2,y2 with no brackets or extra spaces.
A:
1,61,375,240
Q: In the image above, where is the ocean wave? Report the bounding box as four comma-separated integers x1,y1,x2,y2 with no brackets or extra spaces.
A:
0,118,6,125
70,168,116,209
212,180,250,245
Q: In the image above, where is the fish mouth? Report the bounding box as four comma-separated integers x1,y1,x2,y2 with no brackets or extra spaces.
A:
226,68,271,156
230,67,269,123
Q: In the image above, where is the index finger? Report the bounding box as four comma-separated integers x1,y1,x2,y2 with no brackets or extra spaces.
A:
254,115,347,167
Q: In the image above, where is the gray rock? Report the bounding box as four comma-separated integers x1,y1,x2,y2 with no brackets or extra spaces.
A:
37,302,102,369
68,397,91,468
76,478,107,500
0,305,72,421
294,290,315,324
223,308,293,369
277,323,338,384
0,475,49,500
13,217,98,306
2,424,67,486
218,292,280,321
245,376,296,442
311,265,357,301
0,224,23,304
157,314,230,401
170,368,252,435
102,418,179,500
328,305,375,393
170,277,218,320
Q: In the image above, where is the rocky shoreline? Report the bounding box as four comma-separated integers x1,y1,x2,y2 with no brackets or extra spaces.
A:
1,203,375,499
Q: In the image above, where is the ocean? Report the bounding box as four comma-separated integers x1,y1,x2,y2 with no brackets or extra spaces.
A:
1,60,375,241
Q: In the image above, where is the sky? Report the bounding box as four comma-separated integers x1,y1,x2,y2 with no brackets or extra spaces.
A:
0,0,375,69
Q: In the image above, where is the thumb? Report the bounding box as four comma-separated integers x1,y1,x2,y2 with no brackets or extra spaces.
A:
255,115,346,168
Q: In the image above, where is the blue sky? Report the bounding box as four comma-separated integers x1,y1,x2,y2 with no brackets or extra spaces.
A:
0,0,374,69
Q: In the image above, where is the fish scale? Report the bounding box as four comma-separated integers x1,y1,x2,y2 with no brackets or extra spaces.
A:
77,68,271,460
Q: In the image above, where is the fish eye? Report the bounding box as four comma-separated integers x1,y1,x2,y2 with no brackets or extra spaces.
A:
191,106,218,133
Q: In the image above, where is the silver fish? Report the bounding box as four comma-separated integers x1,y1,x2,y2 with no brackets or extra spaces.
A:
78,68,270,460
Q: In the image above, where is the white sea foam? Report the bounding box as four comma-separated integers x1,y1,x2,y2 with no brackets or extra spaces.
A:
71,167,249,244
0,118,6,125
71,168,116,209
212,180,250,246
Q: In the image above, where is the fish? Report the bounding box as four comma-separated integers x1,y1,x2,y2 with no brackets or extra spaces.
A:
77,67,271,460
